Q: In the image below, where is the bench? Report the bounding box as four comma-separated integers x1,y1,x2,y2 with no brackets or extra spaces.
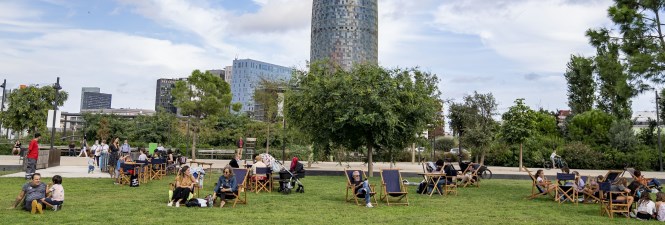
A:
197,149,236,159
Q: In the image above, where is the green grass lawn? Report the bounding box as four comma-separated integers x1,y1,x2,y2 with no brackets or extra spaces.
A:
0,174,657,225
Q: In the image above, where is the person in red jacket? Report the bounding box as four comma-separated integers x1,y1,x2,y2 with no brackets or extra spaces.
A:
25,133,41,180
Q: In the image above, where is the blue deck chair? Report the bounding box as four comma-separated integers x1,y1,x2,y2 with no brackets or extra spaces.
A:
231,168,249,207
344,169,378,206
599,181,630,218
555,173,577,205
380,169,409,206
603,170,622,183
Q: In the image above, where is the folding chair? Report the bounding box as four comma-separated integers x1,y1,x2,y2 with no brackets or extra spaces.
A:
118,163,134,185
524,168,554,199
344,169,378,206
252,167,270,193
443,164,458,196
232,168,249,207
555,173,577,205
461,163,481,188
599,181,630,218
603,170,622,183
150,159,165,180
135,160,150,184
623,167,656,189
580,176,599,203
380,169,409,206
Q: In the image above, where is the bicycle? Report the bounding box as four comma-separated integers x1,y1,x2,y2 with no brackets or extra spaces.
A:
477,165,493,179
543,156,567,170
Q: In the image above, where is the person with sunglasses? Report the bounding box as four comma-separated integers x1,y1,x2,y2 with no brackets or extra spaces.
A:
213,166,238,208
351,171,373,208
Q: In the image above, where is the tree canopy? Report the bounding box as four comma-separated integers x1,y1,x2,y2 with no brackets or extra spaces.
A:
1,85,68,135
285,61,441,176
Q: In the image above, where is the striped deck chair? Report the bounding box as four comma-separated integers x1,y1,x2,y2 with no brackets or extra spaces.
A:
555,173,577,205
232,168,249,207
344,169,378,206
380,169,409,206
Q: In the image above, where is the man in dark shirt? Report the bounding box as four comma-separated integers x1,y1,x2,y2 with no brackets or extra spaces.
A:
10,173,46,214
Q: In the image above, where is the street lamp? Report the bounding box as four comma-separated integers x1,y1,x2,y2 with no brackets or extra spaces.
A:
656,90,663,172
0,79,6,133
50,77,61,151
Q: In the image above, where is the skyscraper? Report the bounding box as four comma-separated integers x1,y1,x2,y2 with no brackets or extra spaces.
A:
230,59,291,114
80,87,112,111
310,0,378,70
155,78,186,114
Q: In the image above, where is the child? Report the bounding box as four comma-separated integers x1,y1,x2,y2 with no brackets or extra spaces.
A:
633,192,655,220
115,155,128,184
656,192,665,221
87,154,95,174
582,176,599,203
41,175,65,211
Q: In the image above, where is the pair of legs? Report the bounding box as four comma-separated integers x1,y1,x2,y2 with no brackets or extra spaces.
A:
169,187,192,206
356,180,372,205
214,191,237,208
12,148,20,155
40,198,63,210
78,150,88,157
25,158,37,180
88,165,94,173
24,199,44,214
100,153,108,172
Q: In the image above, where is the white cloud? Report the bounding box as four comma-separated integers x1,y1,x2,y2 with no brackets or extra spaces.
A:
433,0,612,73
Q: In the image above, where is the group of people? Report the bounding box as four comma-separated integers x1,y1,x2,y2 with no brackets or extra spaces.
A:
534,168,665,221
10,173,65,214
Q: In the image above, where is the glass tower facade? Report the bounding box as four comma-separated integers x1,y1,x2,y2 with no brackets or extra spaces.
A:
230,59,292,114
310,0,378,70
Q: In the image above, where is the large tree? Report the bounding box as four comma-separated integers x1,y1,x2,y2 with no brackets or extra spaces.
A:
172,70,232,159
448,92,498,164
1,85,68,135
564,55,595,115
500,98,535,171
285,61,441,176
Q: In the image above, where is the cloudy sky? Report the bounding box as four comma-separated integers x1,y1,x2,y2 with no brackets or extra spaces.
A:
0,0,656,115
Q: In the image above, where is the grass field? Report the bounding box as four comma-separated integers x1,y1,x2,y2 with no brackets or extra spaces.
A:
0,174,657,225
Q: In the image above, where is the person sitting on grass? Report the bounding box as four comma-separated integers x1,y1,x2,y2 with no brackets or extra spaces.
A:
632,192,655,220
351,170,374,208
535,169,556,194
40,175,65,211
168,165,198,207
10,173,46,214
655,192,665,221
213,166,238,208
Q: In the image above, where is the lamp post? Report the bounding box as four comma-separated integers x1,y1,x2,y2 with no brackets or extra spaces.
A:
657,90,663,172
50,77,61,151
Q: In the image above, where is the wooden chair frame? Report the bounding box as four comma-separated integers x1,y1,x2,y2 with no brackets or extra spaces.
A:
555,173,578,205
380,169,409,206
344,169,378,206
599,182,630,218
524,168,555,199
252,167,270,193
461,163,481,188
232,168,249,207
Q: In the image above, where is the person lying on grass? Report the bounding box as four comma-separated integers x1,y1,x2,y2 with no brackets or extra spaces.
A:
213,166,238,208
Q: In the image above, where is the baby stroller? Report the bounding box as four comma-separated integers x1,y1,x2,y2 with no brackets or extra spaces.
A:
276,157,305,194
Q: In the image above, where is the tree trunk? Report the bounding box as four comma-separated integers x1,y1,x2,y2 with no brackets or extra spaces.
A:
191,130,198,160
307,145,313,168
266,124,270,154
367,144,374,177
519,143,523,172
411,143,415,163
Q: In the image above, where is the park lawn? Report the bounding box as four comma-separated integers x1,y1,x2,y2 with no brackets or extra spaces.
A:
0,174,655,225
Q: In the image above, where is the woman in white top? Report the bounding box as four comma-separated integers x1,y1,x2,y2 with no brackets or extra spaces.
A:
634,192,656,220
535,169,556,194
93,140,101,167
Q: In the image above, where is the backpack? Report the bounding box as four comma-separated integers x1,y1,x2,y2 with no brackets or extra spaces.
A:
186,198,207,207
416,180,428,194
130,174,139,187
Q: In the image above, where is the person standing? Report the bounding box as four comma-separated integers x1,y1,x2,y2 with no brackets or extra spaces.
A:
100,140,109,172
78,141,88,157
108,138,120,175
120,139,131,157
237,136,244,156
550,150,558,169
25,133,41,180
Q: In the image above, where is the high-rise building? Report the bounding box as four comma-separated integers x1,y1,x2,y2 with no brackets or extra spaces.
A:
230,59,292,114
80,87,111,111
310,0,378,70
155,78,186,114
224,66,233,84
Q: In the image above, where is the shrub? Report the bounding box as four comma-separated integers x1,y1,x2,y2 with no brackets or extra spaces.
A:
560,142,604,169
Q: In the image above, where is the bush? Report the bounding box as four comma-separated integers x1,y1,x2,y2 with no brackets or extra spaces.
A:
483,142,516,167
560,142,604,169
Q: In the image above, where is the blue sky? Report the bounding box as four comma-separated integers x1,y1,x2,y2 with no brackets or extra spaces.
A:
0,0,655,116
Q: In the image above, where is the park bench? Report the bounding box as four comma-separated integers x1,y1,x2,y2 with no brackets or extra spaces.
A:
197,149,236,159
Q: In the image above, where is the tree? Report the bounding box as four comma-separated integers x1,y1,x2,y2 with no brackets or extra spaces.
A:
253,78,287,153
500,98,535,171
564,55,595,114
592,42,635,120
172,70,232,159
608,119,639,152
285,61,441,176
97,117,110,142
451,92,498,164
1,85,68,135
566,109,615,148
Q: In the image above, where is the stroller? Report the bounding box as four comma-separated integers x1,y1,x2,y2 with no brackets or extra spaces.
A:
275,157,305,194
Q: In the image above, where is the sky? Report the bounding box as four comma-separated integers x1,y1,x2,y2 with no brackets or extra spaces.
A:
0,0,657,115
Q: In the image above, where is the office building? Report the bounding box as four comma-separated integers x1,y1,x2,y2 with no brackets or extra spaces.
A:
207,69,226,82
80,87,111,111
310,0,378,70
155,78,186,114
230,59,292,114
224,66,233,84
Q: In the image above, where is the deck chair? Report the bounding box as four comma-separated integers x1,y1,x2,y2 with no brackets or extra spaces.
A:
150,159,166,180
461,163,481,188
380,169,409,206
599,181,630,218
344,169,378,206
622,168,656,188
555,173,578,205
603,170,622,183
524,168,554,199
580,176,600,203
118,163,134,185
443,164,458,196
252,167,270,193
135,160,150,184
231,168,249,207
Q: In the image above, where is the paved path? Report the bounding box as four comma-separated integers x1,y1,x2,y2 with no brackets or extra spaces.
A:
2,155,665,179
